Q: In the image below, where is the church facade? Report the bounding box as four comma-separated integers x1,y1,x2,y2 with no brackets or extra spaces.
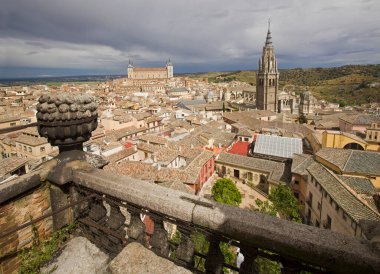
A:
256,24,279,113
127,60,173,79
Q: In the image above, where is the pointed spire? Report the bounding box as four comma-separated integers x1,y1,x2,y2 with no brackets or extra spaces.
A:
265,18,272,46
128,58,133,68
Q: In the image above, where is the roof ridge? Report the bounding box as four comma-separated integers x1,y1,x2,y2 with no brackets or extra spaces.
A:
342,150,353,171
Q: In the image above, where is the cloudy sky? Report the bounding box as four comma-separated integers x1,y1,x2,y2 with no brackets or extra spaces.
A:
1,0,379,78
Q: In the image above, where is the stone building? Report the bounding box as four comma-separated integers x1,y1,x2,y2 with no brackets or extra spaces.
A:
256,23,279,112
291,149,380,238
299,91,316,115
127,60,173,79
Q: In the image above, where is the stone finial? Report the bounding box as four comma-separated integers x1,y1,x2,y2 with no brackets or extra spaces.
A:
36,93,98,152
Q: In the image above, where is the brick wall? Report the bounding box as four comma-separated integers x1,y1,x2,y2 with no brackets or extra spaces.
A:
0,185,52,274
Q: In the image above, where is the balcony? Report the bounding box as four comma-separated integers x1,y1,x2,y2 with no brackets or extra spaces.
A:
1,93,379,274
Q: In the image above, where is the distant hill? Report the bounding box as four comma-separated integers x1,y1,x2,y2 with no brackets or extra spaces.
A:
188,65,380,106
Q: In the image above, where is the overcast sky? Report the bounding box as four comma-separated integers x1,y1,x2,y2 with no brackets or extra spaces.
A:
1,0,379,78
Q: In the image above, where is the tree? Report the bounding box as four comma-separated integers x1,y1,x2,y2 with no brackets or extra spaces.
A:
255,184,302,223
212,178,242,206
298,113,307,124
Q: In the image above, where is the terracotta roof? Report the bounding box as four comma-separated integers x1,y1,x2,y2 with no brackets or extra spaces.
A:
227,141,250,156
106,147,137,163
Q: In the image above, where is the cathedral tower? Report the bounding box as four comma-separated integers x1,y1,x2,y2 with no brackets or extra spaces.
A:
256,21,279,112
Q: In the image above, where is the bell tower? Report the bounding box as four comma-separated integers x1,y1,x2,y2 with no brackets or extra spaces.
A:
256,20,279,112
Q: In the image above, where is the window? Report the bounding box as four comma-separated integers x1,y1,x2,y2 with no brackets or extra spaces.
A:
315,220,320,227
28,147,32,153
40,146,45,152
335,204,340,211
317,202,322,211
234,169,240,178
294,192,299,199
42,156,47,162
326,215,332,229
342,212,347,221
294,180,299,185
247,172,253,181
24,146,27,151
307,192,313,207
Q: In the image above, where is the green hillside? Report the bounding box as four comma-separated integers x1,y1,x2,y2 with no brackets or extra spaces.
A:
188,65,380,106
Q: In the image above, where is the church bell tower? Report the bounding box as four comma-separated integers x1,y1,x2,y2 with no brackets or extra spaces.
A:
256,21,279,112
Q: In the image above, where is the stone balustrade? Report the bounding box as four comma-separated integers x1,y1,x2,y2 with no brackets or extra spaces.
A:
68,168,380,274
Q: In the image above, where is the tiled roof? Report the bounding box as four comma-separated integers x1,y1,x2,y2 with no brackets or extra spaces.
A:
184,150,214,181
291,154,314,176
339,114,380,125
307,162,380,222
105,147,137,163
139,134,168,145
337,175,376,195
0,157,28,177
227,141,250,156
14,134,48,146
316,148,380,176
216,152,286,182
137,142,161,153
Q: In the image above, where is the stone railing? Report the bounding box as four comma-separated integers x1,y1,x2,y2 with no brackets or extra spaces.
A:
3,93,378,273
67,168,379,274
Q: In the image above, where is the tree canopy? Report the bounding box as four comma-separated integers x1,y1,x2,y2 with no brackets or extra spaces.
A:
256,184,302,223
212,178,242,206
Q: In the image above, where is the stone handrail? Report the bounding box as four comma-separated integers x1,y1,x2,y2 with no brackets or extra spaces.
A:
72,167,380,274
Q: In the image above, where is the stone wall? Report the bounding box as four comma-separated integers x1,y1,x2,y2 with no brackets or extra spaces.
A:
0,185,52,274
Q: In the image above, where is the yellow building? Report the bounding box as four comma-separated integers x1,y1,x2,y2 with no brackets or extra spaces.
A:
322,129,380,152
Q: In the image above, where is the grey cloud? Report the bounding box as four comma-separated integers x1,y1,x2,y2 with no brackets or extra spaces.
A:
0,0,379,77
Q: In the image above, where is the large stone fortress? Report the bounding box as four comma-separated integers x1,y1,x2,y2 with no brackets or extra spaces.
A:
127,60,173,79
256,23,279,112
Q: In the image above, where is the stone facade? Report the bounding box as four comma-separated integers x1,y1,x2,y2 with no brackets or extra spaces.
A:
256,24,279,112
0,185,53,274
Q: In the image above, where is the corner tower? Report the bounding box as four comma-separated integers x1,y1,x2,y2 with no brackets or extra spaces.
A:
127,59,134,79
256,21,279,112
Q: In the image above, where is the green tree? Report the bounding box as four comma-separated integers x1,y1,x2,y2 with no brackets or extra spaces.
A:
212,178,242,206
298,113,307,124
255,184,302,223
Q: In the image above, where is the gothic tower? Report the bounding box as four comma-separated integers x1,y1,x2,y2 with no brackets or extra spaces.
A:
256,22,279,112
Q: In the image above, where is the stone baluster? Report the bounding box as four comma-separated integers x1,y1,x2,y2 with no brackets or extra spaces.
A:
175,228,195,268
106,199,127,252
150,217,169,257
88,196,107,223
205,237,224,274
239,245,258,274
127,211,146,244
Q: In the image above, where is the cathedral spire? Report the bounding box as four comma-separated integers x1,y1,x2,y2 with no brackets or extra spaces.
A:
265,18,272,46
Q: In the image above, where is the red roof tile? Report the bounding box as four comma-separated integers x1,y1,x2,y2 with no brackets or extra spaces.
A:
227,141,250,156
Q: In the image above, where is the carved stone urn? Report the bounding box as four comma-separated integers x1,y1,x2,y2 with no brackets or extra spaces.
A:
36,93,98,152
